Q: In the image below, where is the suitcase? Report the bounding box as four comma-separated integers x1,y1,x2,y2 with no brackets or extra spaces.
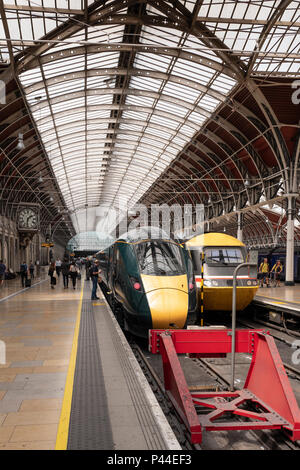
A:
25,278,31,288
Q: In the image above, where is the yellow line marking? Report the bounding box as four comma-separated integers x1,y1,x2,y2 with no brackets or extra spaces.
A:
256,295,300,305
55,279,84,450
92,302,105,306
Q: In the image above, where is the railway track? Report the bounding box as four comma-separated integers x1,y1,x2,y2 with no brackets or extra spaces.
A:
130,337,300,451
102,284,300,450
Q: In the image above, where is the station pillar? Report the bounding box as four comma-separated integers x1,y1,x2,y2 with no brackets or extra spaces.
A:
285,195,296,286
237,212,243,242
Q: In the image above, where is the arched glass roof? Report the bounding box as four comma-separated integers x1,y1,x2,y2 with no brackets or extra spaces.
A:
0,0,299,233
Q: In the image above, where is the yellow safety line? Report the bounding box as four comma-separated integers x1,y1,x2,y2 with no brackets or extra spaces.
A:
256,294,300,305
55,279,85,450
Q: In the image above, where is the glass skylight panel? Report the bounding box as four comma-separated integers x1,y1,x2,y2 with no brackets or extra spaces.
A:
197,95,220,112
134,53,171,73
155,99,189,117
179,123,198,137
173,59,215,84
122,110,150,121
119,123,144,132
87,52,120,69
130,76,162,92
125,95,155,107
162,82,200,103
146,127,174,140
86,109,111,119
188,111,207,125
20,69,44,87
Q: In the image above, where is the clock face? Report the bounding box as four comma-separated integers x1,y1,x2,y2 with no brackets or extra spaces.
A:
18,208,38,230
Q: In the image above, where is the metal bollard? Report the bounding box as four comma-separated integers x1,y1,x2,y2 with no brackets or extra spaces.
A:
230,262,257,391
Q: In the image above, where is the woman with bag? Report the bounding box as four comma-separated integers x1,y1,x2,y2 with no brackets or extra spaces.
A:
48,261,57,289
69,261,78,290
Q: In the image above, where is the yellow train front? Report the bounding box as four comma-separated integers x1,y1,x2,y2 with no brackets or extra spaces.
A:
185,233,258,312
97,228,197,338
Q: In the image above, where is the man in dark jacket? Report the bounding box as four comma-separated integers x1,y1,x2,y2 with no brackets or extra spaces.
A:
20,261,28,287
61,258,70,289
90,260,101,300
0,259,6,287
85,257,91,281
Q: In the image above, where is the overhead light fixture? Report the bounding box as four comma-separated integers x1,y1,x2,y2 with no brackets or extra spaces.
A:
38,172,43,183
49,196,54,202
16,133,25,150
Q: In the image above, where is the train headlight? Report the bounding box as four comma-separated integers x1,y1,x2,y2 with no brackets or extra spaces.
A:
204,280,212,287
130,277,143,292
212,280,218,286
247,280,251,286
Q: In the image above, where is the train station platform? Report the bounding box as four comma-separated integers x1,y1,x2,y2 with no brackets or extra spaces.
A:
254,285,300,318
0,275,179,450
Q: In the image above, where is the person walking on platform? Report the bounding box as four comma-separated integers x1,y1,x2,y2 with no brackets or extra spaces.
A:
55,259,62,277
85,257,91,281
69,261,79,290
258,258,269,288
20,261,28,288
0,259,6,287
61,258,70,289
271,260,283,287
29,261,35,279
48,261,57,289
90,259,101,300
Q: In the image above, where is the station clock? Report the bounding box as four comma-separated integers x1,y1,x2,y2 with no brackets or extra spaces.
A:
17,206,40,231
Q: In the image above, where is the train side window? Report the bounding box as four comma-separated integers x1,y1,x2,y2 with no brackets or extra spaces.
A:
98,251,107,267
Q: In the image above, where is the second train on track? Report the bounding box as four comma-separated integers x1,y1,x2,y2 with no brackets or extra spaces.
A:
185,232,258,312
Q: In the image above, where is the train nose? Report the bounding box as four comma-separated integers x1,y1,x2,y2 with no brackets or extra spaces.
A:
145,288,188,329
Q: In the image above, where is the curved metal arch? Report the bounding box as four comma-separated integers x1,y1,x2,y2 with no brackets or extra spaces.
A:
209,114,268,197
42,138,178,161
43,129,183,154
27,43,236,79
183,142,236,198
1,148,49,195
229,97,286,174
2,152,62,220
29,86,221,123
15,0,243,81
25,73,286,183
246,80,289,177
156,167,200,207
24,67,226,105
144,174,195,208
246,0,294,76
195,129,250,205
162,157,224,211
34,103,201,134
41,116,192,145
152,144,237,212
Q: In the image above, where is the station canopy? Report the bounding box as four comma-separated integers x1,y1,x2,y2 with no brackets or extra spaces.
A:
0,0,299,235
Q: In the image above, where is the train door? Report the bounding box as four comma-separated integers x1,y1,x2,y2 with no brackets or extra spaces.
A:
112,244,122,298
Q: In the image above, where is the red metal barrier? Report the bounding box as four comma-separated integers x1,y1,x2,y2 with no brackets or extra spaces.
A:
149,328,300,443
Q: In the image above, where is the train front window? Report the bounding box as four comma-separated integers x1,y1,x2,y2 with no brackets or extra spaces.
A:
204,248,244,266
135,241,185,275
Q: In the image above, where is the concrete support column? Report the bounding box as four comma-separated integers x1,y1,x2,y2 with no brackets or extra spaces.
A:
237,212,243,242
285,195,296,286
